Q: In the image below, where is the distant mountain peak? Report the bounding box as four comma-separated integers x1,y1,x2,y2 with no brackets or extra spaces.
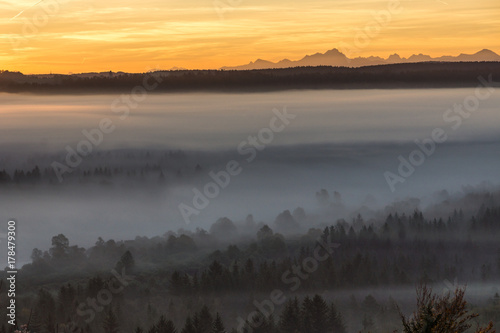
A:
387,53,402,61
221,49,500,70
304,52,322,58
476,49,498,55
324,48,345,56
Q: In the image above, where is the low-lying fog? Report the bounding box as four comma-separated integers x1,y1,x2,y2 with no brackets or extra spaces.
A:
0,89,499,262
1,89,499,149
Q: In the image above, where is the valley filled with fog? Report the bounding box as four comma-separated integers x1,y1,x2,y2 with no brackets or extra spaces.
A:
1,88,500,332
1,89,499,262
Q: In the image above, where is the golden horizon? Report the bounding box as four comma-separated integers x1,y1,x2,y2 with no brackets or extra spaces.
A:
1,0,499,74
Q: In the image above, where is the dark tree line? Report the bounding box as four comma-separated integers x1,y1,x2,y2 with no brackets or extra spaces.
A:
4,202,500,332
2,62,500,93
169,207,500,296
0,162,199,186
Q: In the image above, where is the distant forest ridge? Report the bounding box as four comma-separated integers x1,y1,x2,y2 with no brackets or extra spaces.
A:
1,62,500,93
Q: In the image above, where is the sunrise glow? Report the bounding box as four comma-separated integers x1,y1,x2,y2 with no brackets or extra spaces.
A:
1,0,499,73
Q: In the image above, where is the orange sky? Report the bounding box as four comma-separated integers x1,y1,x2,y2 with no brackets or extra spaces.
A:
1,0,499,74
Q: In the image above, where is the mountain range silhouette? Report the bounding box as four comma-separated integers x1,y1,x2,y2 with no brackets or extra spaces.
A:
221,49,500,70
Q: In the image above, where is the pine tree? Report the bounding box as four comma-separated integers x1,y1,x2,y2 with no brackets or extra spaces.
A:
301,296,313,333
102,309,120,333
156,315,177,333
28,309,42,333
310,295,329,333
157,316,169,333
327,303,346,333
261,314,277,333
181,316,196,333
279,298,300,333
211,313,226,333
192,313,201,333
198,306,213,333
43,313,55,333
362,314,374,332
147,303,157,327
164,320,177,333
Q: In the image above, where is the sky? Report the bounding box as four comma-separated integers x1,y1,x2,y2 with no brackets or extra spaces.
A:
0,0,499,74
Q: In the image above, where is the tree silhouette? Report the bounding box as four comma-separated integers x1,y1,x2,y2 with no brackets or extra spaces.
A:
50,234,69,260
400,285,495,333
156,315,177,333
279,298,300,333
310,295,329,333
102,309,120,333
327,303,346,333
181,316,196,333
116,250,135,272
197,306,213,332
211,313,226,333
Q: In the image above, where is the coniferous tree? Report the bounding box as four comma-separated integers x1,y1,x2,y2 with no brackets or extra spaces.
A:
362,314,374,332
327,303,346,333
157,316,169,333
147,303,157,327
28,309,42,333
279,298,300,333
102,309,120,333
154,316,177,333
301,296,314,333
181,316,196,333
164,320,177,333
192,313,201,333
211,313,226,333
198,306,213,333
310,295,329,333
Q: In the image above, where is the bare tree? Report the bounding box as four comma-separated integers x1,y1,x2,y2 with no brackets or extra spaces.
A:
400,285,495,333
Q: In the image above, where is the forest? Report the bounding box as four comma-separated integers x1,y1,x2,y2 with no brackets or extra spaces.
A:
1,62,500,93
1,189,499,333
